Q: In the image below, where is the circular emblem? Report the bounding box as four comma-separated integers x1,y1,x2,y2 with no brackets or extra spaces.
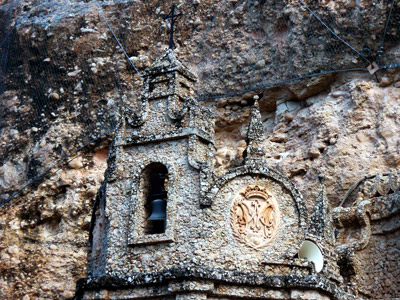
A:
231,184,280,250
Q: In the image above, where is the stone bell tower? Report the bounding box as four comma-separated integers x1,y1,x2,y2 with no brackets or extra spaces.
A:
76,51,364,300
83,49,215,281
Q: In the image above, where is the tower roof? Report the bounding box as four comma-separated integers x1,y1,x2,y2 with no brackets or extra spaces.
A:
143,49,196,81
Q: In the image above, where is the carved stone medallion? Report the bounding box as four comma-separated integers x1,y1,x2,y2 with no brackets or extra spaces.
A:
231,184,280,250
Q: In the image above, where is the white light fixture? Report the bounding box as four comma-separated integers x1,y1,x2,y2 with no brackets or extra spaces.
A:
298,240,324,272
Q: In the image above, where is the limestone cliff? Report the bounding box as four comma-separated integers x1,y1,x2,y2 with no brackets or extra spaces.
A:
0,0,399,299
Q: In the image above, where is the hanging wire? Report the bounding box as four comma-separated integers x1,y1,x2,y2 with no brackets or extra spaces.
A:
197,66,369,101
377,0,396,64
381,0,396,48
0,129,114,208
196,61,400,101
298,0,371,64
93,1,143,79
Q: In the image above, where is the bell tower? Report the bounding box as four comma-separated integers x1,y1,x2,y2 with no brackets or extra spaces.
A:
85,49,215,280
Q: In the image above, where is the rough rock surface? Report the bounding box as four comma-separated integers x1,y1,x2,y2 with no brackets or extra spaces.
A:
215,72,400,209
0,0,399,299
0,145,109,299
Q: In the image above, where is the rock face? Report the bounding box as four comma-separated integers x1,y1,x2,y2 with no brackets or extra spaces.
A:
0,0,399,299
0,145,109,299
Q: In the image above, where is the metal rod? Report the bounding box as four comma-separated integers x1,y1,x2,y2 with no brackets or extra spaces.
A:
164,4,182,49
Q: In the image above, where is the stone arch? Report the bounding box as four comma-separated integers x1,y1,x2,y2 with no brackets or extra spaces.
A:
128,158,177,245
203,163,308,259
141,162,169,234
204,164,307,229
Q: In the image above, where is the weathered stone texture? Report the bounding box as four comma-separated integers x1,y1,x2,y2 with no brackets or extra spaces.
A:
216,74,400,209
0,0,400,299
77,51,363,300
356,231,400,298
0,145,109,299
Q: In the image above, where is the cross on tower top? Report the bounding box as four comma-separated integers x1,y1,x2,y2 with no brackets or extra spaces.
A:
164,4,182,49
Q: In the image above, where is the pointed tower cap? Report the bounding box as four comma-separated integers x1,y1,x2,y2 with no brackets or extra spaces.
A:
307,175,335,243
143,49,196,81
244,97,265,161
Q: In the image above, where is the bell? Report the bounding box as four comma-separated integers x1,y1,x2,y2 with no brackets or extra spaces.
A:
148,199,167,221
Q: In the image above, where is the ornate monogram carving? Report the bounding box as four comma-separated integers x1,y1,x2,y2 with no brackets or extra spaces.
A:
231,185,280,250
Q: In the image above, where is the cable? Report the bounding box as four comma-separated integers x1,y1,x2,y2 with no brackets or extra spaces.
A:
0,129,115,208
298,0,371,64
197,60,400,101
93,1,143,79
380,63,400,70
381,0,396,48
196,67,369,101
377,0,396,64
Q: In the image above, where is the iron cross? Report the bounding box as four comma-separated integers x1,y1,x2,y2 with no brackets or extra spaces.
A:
164,4,182,49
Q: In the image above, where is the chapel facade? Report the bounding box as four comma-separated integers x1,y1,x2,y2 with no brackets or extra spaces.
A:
74,50,398,300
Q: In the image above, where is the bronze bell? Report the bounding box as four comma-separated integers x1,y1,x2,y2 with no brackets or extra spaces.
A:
148,199,167,221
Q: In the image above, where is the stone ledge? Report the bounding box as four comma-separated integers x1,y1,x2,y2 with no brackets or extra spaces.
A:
120,128,214,147
75,265,361,300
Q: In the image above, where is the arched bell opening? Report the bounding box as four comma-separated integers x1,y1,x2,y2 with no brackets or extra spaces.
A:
142,163,169,235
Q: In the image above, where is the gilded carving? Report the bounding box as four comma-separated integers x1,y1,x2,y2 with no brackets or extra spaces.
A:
231,184,280,250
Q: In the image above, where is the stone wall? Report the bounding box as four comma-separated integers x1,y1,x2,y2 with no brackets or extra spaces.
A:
357,231,400,298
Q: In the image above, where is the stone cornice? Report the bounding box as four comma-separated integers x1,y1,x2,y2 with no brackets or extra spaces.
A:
117,128,214,147
75,265,361,300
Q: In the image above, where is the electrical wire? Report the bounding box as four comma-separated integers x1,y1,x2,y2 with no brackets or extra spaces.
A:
381,0,396,48
197,67,369,101
377,0,396,64
196,62,400,101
